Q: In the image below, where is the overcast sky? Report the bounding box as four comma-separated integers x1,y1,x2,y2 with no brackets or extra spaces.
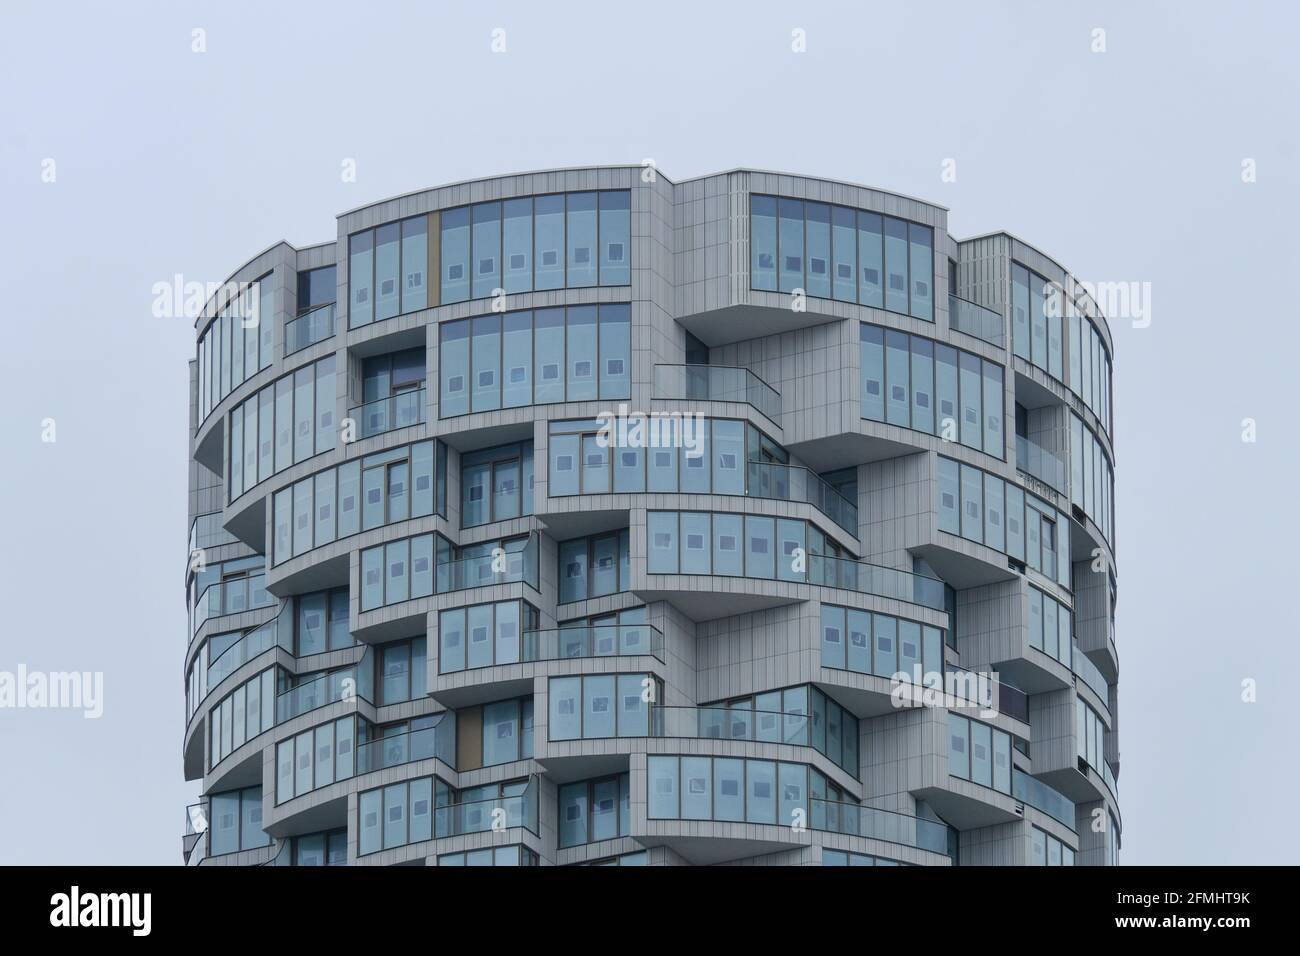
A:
1,0,1297,864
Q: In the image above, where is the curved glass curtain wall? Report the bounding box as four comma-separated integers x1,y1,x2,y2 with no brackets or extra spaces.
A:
197,275,274,426
860,323,1005,460
1010,262,1113,436
750,195,934,322
550,417,857,534
271,439,447,566
348,190,630,331
440,304,630,417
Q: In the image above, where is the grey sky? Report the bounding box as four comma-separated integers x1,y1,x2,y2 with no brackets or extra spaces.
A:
1,0,1296,864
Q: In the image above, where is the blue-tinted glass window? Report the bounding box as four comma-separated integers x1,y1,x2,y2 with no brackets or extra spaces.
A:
566,192,597,287
777,198,804,293
599,191,630,285
502,197,532,294
471,202,501,299
751,195,778,291
804,202,831,298
440,207,470,303
534,195,564,290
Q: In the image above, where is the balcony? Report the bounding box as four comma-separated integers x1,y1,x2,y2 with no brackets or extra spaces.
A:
205,606,291,692
1016,434,1068,495
182,803,207,865
284,303,336,356
192,573,275,636
669,705,857,779
188,512,237,555
1013,768,1076,829
806,553,945,610
436,777,539,838
437,533,539,595
948,295,1005,348
349,387,426,440
1074,650,1110,705
276,654,373,723
946,664,1029,723
653,364,781,422
747,460,857,534
810,798,951,856
355,715,456,774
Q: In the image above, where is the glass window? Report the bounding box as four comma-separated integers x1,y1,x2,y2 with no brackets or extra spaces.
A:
647,756,679,819
910,337,934,434
467,604,493,670
883,216,909,314
860,325,885,422
439,319,470,417
712,513,743,576
470,314,501,412
500,311,532,408
559,538,588,601
502,197,532,294
439,608,465,673
751,195,778,291
549,432,579,497
885,330,910,427
744,516,775,579
937,457,961,535
599,303,630,399
857,211,883,307
374,223,400,321
679,512,710,575
970,721,992,787
647,512,678,574
714,758,744,821
982,361,1003,457
831,205,856,302
558,782,588,847
567,306,598,401
471,202,501,299
778,198,804,293
960,464,983,543
400,217,427,312
984,474,1005,552
948,712,969,779
599,191,630,286
1006,483,1025,561
681,758,712,820
804,202,831,298
1011,264,1030,361
746,760,776,825
550,676,581,741
873,615,897,678
349,231,373,327
483,700,520,765
566,192,598,287
534,194,564,290
820,604,845,669
908,223,933,320
440,207,470,303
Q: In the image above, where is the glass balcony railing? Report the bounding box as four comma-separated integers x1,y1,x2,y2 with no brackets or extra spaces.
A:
746,460,857,534
524,624,664,663
664,706,857,779
1016,434,1068,495
1073,650,1110,704
188,512,237,555
1013,768,1076,829
810,798,951,855
192,573,274,635
436,778,539,838
205,605,291,690
436,534,539,595
948,295,1005,348
183,803,207,838
349,387,426,440
284,303,336,356
946,665,1029,723
653,364,782,422
355,717,456,774
275,655,373,724
806,554,945,610
1102,760,1119,800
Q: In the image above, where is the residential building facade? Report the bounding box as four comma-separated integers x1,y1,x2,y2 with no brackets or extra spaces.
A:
182,166,1119,867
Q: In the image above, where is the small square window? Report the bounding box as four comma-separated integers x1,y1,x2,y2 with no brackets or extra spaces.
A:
509,366,526,383
478,257,496,275
573,361,592,378
542,250,558,266
758,253,775,269
606,242,624,262
447,264,464,280
448,375,464,393
574,247,591,264
509,253,526,270
606,359,625,376
809,258,826,275
542,363,559,381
